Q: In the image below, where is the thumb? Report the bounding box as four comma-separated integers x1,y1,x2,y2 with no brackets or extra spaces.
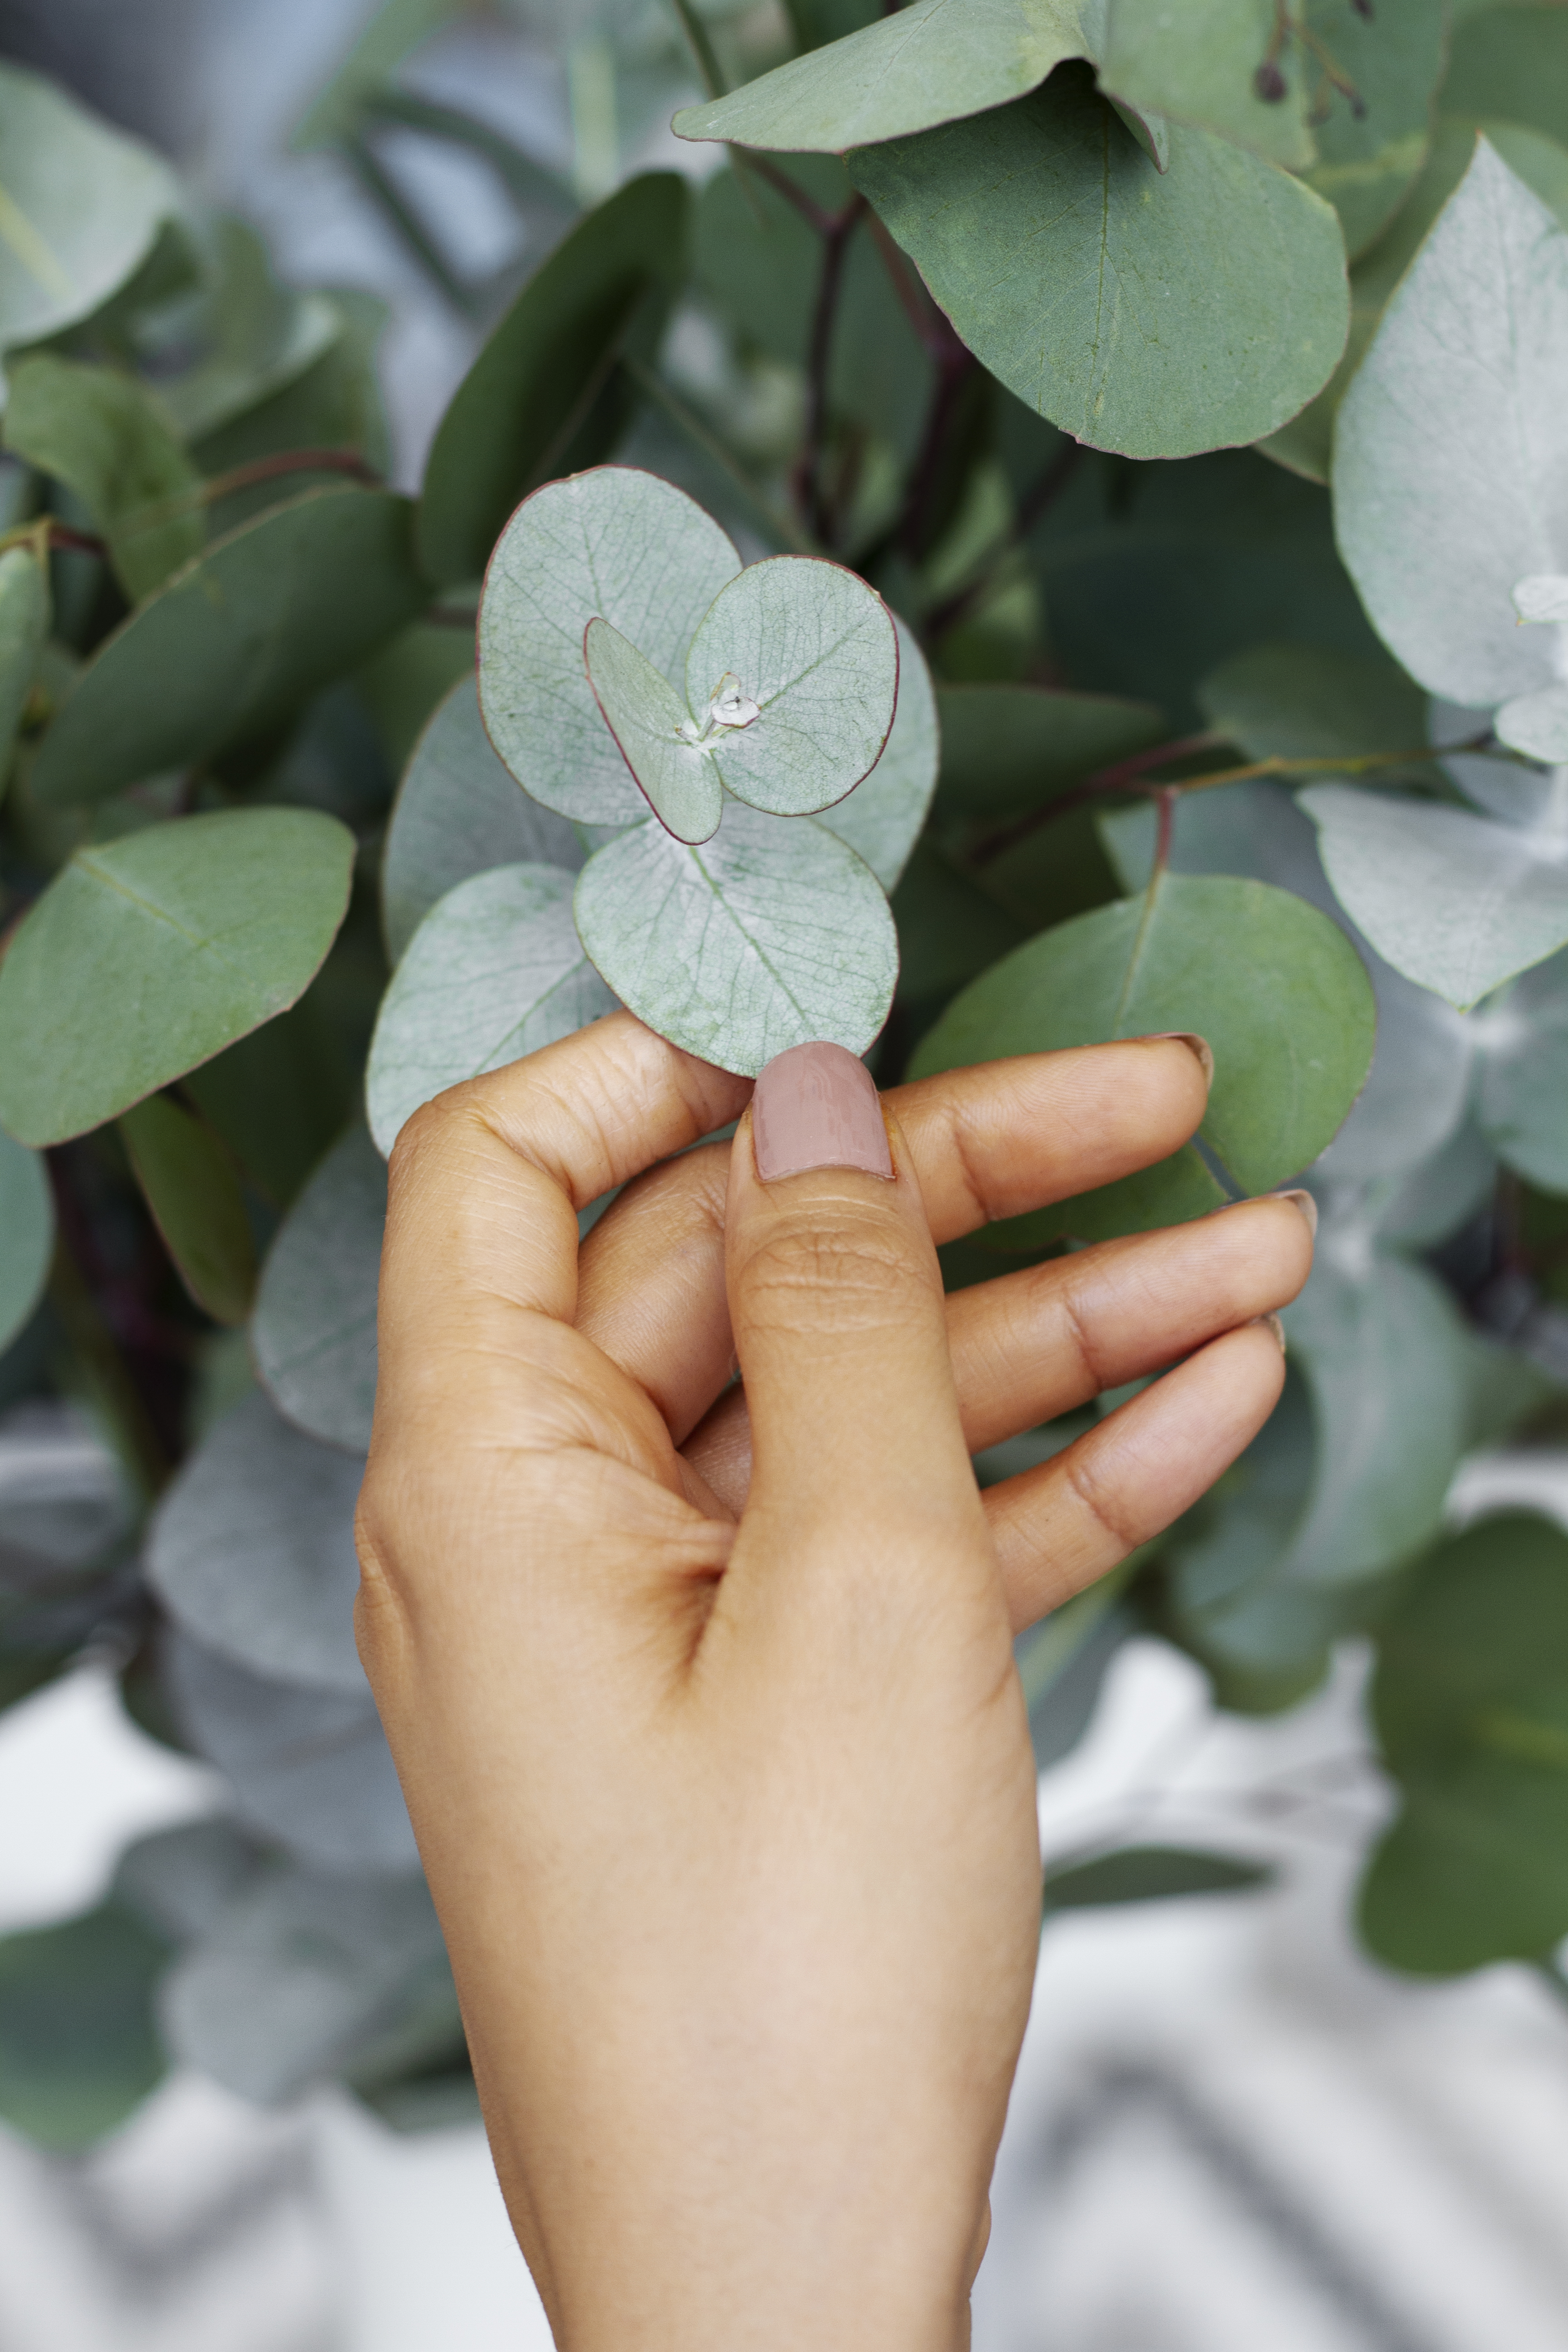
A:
723,1042,996,1619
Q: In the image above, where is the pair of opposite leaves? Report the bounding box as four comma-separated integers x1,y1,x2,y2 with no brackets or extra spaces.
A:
1501,573,1568,764
475,466,898,848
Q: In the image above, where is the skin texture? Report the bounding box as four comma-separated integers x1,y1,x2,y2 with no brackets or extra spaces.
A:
354,1011,1312,2352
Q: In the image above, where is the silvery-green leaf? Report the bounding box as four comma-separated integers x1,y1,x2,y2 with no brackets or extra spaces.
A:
1474,951,1568,1191
477,466,739,827
1301,783,1568,1009
0,1131,52,1357
819,617,937,892
673,0,1098,154
1372,1119,1497,1252
574,805,897,1078
1429,694,1563,829
1514,574,1568,626
113,1819,268,1949
0,547,47,790
381,673,585,965
160,1858,444,2104
367,864,617,1157
0,63,179,352
584,616,721,843
1495,683,1568,764
253,1127,385,1456
0,1404,132,1591
146,1390,364,1694
685,558,897,819
1333,140,1568,710
162,1633,416,1879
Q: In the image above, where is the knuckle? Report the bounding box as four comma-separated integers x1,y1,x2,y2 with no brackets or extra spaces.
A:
738,1213,928,1340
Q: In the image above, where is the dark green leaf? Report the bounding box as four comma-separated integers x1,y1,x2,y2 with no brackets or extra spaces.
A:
1196,642,1428,776
32,488,429,807
157,215,342,444
253,1125,385,1455
119,1093,257,1327
417,175,689,587
1043,1844,1272,1913
891,838,1029,1012
820,617,939,892
933,682,1165,826
1443,2,1568,150
0,545,48,790
851,67,1349,461
0,1901,169,2153
0,808,355,1146
0,1127,52,1355
3,354,204,601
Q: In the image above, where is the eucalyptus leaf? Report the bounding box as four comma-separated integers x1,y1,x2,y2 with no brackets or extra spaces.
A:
31,488,430,808
146,1389,365,1694
674,0,1098,153
162,1632,417,1878
1333,138,1568,712
253,1125,386,1454
1196,642,1429,778
1474,951,1568,1192
1043,1844,1271,1913
477,466,739,827
382,672,586,965
1098,0,1314,168
367,864,617,1157
0,546,48,784
156,215,342,444
818,616,937,891
933,680,1164,826
0,63,178,353
1298,0,1448,259
0,808,355,1147
293,0,466,148
0,1901,169,2154
1514,574,1568,626
585,617,722,842
911,872,1376,1239
3,354,203,602
850,66,1349,460
417,175,689,587
0,1130,52,1356
574,804,897,1078
892,839,1029,1012
113,1818,268,1950
161,1861,445,2105
118,1093,257,1328
1301,784,1568,1011
1494,683,1568,764
1442,2,1568,152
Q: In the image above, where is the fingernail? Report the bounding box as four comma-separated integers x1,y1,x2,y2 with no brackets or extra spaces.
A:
1270,1187,1318,1238
1250,1313,1288,1356
1139,1032,1214,1088
752,1042,893,1182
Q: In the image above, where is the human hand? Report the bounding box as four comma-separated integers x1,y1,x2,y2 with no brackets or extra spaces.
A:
354,1013,1312,2352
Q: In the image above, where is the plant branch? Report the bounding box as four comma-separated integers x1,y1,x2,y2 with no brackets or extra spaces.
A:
45,1227,171,1503
0,515,107,560
923,439,1086,642
795,193,867,544
623,356,820,555
667,0,727,99
741,152,836,235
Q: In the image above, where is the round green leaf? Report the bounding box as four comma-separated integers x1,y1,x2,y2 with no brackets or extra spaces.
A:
674,0,1097,153
118,1093,257,1328
585,617,722,842
0,808,355,1147
850,68,1349,461
0,546,48,791
477,466,740,827
147,1388,364,1693
0,1129,52,1355
819,615,938,892
382,672,586,965
366,863,617,1156
417,174,689,587
1333,138,1568,712
573,804,898,1078
911,873,1376,1228
31,488,430,808
253,1125,386,1455
686,558,898,819
0,1901,169,2154
3,355,203,603
1300,784,1568,1012
0,63,178,353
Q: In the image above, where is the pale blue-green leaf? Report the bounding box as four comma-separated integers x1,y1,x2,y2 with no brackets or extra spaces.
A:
818,616,937,891
381,673,585,965
573,804,897,1078
1102,780,1474,1181
253,1127,385,1456
1514,574,1568,626
0,547,47,789
1429,694,1564,829
1474,951,1568,1191
673,0,1097,153
0,1130,52,1355
849,71,1349,461
160,1857,442,2104
687,558,897,819
367,864,616,1156
162,1632,415,1879
113,1821,267,1951
1495,682,1568,763
1301,783,1568,1009
0,809,355,1147
1333,140,1568,710
584,616,720,843
1371,1118,1497,1252
477,466,739,827
146,1390,364,1694
0,64,179,351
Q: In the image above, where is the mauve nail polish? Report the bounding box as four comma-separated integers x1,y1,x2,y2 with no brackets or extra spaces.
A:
752,1042,893,1181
